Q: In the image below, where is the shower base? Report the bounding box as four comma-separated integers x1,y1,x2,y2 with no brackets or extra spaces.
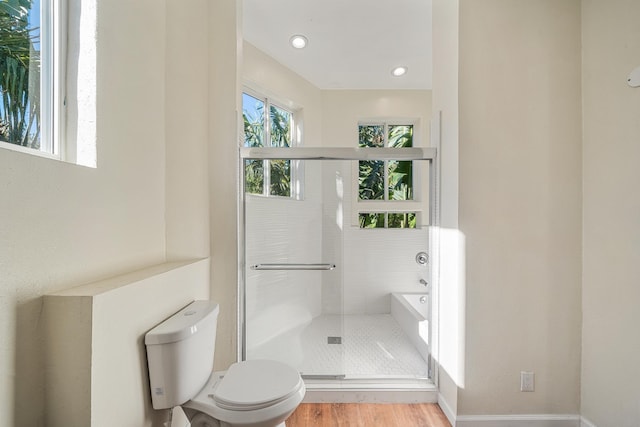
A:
248,314,435,402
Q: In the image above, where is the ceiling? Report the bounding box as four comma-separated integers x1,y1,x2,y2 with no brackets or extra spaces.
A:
242,0,433,90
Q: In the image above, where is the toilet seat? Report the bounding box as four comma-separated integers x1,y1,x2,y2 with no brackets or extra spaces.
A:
212,360,304,411
183,359,305,426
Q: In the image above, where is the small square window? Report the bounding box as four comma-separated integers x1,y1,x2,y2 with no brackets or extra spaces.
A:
358,160,384,200
355,121,426,229
388,212,417,229
358,124,414,202
359,212,417,229
359,125,384,148
242,90,299,199
244,159,264,195
359,213,385,228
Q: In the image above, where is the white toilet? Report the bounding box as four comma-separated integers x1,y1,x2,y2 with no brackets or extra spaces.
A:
145,300,305,427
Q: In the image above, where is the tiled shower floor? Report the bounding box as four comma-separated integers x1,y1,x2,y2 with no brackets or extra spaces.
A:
248,314,429,379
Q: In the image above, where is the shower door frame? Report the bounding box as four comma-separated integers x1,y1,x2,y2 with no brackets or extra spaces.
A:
237,145,440,383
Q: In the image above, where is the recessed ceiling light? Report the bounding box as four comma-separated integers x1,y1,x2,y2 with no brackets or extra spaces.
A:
290,35,308,49
391,66,408,77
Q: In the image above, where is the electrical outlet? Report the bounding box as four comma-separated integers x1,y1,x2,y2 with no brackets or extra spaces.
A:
520,371,535,392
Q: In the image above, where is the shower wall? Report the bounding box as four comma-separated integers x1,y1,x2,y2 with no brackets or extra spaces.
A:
320,91,433,315
320,160,430,315
343,227,430,314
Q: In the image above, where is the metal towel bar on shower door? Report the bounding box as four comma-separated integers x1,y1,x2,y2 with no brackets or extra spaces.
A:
250,263,336,271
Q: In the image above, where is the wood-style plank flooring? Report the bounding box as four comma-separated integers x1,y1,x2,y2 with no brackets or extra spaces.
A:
286,403,452,427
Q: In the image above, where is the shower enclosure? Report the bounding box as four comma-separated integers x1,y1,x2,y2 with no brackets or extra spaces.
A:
239,146,437,384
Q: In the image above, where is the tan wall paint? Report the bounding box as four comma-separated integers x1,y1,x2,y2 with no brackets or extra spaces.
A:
44,260,209,427
8,0,640,424
321,90,432,148
243,42,324,148
1,1,167,425
432,0,461,417
581,1,640,426
165,0,211,261
458,0,582,415
209,0,241,370
0,0,213,425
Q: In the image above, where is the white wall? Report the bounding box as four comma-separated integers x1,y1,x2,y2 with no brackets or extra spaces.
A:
581,1,640,426
0,0,212,425
342,228,430,314
458,0,582,416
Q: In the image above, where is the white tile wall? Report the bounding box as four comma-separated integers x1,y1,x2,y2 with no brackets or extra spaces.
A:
343,228,430,314
245,195,323,350
322,160,431,315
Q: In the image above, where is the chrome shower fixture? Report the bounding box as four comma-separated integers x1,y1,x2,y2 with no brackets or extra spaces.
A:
415,251,429,265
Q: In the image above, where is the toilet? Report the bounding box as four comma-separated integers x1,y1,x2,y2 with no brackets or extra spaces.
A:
145,300,305,427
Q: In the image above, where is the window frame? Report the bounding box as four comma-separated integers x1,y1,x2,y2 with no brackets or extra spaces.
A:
352,119,428,229
0,0,66,160
242,87,302,200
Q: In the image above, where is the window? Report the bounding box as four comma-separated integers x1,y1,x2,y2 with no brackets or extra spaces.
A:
357,122,422,229
243,91,298,198
358,212,417,229
0,0,63,157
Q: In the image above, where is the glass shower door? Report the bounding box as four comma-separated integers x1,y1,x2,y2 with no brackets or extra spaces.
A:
242,158,346,379
241,147,436,382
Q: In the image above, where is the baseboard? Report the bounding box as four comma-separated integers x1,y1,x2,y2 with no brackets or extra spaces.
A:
303,381,438,403
432,407,597,427
432,393,596,427
454,414,580,427
437,393,456,427
580,416,597,427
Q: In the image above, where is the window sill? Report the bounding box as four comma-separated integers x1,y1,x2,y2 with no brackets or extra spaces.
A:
0,141,61,162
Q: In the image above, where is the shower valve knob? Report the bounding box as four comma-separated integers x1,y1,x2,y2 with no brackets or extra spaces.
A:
415,252,429,265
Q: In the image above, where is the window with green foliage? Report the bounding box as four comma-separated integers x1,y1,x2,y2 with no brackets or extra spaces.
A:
359,212,417,229
243,91,296,198
358,123,417,229
0,0,60,155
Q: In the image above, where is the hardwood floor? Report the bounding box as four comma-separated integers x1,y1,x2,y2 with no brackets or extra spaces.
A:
286,403,452,427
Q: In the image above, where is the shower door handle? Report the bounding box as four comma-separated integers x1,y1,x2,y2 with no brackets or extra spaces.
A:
250,263,336,271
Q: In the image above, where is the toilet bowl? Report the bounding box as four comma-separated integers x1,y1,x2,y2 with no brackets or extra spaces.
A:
145,301,305,427
183,359,305,427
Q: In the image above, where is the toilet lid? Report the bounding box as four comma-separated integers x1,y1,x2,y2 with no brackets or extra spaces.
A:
212,360,303,411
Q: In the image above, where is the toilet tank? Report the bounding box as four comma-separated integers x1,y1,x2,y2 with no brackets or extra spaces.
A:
145,300,219,409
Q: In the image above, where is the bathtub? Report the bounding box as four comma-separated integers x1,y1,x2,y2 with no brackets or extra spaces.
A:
390,292,430,362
